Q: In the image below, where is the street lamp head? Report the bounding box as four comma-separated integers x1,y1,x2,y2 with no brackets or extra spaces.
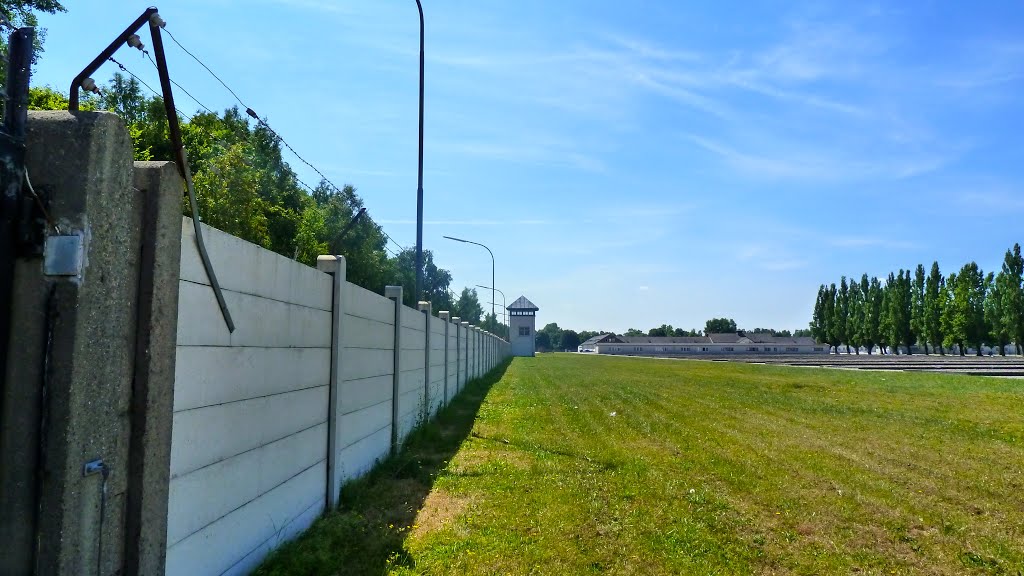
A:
442,235,468,243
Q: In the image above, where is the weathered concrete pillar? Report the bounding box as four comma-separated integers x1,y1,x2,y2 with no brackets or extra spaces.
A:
417,301,431,420
317,255,347,509
461,322,470,387
452,317,462,393
384,286,403,454
0,111,181,576
439,311,450,406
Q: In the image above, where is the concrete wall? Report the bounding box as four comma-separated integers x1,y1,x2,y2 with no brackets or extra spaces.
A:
167,225,510,576
167,218,333,576
1,110,510,576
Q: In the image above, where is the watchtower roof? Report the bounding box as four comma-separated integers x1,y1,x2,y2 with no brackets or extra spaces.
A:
507,296,538,311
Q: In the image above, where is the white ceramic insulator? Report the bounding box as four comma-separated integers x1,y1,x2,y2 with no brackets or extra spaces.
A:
82,77,99,93
150,13,166,28
127,34,144,50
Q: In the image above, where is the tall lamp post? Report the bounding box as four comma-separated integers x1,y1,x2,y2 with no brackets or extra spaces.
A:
443,235,494,318
414,0,425,303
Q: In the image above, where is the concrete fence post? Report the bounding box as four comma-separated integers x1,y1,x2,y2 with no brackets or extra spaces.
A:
417,301,431,420
452,317,462,394
461,322,470,389
316,255,346,509
0,112,182,576
385,286,403,454
439,311,450,406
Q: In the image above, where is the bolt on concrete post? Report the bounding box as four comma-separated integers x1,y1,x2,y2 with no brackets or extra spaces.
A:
384,286,403,453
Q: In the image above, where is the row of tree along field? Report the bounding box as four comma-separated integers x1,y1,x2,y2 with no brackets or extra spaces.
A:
809,244,1024,356
29,79,508,339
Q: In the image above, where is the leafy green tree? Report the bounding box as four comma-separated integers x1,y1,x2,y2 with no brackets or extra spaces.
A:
847,279,864,354
191,143,271,247
824,284,840,352
535,331,552,352
959,262,988,355
911,264,928,354
924,262,945,355
480,313,508,340
1000,244,1024,354
0,1,66,80
705,317,738,334
865,276,883,354
560,330,581,351
453,288,483,325
793,328,814,338
986,272,1009,355
810,285,828,345
837,277,851,353
942,271,968,355
623,328,645,337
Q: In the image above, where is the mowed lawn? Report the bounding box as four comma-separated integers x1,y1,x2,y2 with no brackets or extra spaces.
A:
257,354,1024,575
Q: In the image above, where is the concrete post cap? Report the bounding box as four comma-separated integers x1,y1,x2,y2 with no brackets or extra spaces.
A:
384,285,403,299
417,301,431,312
438,311,450,320
315,254,345,273
451,316,461,323
460,321,470,326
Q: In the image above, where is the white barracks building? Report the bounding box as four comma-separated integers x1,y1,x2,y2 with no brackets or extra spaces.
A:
578,332,827,356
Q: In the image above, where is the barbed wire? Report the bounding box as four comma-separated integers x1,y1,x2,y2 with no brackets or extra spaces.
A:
159,25,409,256
102,54,405,259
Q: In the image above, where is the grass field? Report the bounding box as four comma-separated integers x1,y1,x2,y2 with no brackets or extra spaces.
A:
255,354,1024,575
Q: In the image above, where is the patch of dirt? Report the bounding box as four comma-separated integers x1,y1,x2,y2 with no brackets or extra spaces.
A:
411,489,474,536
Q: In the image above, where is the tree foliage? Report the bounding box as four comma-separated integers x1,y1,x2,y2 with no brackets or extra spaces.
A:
814,246,1023,355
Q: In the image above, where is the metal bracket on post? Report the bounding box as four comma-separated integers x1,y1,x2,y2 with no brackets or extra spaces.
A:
67,7,234,333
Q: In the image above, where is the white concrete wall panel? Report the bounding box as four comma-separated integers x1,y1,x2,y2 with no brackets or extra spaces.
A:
344,283,395,325
167,422,327,546
166,461,325,576
180,218,331,312
173,347,329,412
177,282,331,348
170,386,328,478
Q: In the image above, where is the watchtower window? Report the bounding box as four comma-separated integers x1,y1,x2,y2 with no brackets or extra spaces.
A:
519,326,530,336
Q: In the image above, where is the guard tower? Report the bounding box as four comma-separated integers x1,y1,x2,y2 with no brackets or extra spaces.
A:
508,296,539,357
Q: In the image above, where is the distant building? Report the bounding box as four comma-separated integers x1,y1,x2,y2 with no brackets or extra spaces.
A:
508,296,539,357
578,332,827,355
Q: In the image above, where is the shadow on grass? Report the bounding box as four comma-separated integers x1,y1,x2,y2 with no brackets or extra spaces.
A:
254,359,513,576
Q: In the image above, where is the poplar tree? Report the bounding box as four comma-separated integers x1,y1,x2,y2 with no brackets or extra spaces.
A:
847,279,864,354
924,262,945,355
986,272,1009,355
1001,244,1024,354
912,264,928,354
942,272,967,355
837,277,851,353
865,276,883,354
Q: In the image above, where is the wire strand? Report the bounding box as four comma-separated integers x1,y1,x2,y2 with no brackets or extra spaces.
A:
143,50,215,115
163,27,248,109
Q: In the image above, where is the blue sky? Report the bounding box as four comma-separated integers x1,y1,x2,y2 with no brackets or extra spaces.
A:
34,1,1024,333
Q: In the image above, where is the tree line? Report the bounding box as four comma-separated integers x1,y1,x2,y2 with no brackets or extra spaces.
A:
810,244,1024,355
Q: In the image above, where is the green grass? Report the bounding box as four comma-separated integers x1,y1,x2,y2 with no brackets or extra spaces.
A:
255,354,1024,575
